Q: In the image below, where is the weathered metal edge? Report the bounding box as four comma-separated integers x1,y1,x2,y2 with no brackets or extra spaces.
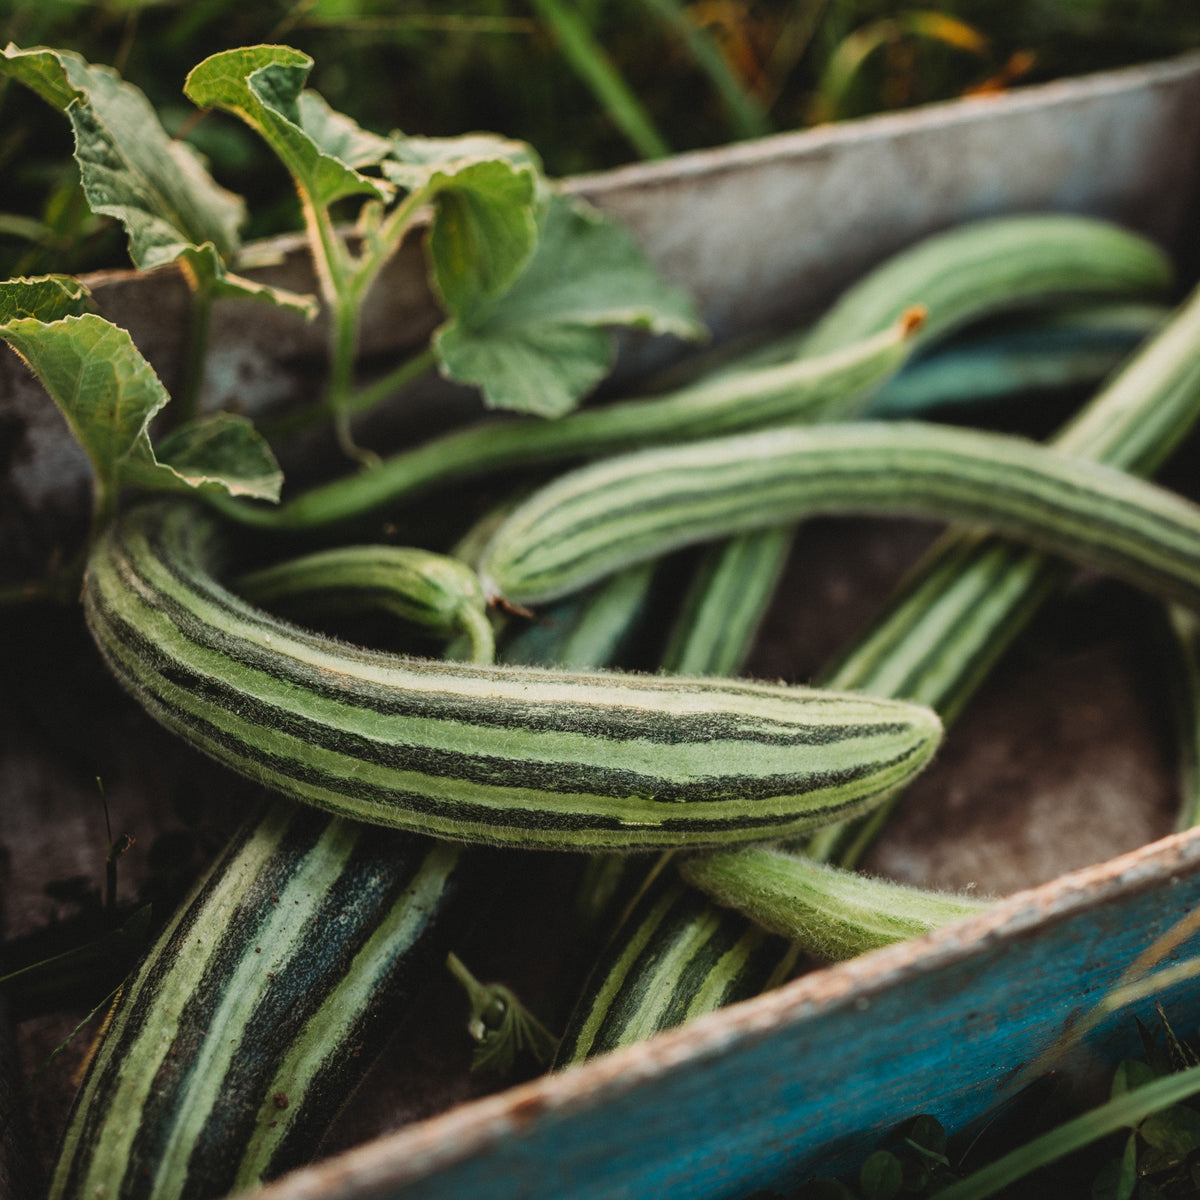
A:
567,51,1200,338
251,825,1200,1199
569,51,1200,192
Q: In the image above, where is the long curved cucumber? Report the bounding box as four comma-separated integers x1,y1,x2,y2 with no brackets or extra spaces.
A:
50,801,479,1200
82,500,941,850
678,847,987,960
478,420,1200,610
865,302,1167,418
802,213,1172,355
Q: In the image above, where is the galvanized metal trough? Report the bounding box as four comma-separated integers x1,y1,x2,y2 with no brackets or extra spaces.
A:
3,51,1200,1200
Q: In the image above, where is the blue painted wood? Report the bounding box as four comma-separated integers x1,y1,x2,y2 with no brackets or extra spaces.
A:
261,833,1200,1200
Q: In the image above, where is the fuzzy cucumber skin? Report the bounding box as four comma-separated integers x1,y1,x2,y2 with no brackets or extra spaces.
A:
49,801,481,1200
478,420,1200,611
82,500,942,851
555,867,798,1065
803,214,1173,356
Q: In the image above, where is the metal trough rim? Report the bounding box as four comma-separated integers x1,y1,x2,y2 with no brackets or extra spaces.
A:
570,49,1200,195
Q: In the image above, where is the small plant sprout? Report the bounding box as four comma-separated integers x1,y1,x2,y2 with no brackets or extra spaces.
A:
446,952,559,1075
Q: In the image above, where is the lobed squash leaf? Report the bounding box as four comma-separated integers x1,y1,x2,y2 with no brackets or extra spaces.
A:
184,45,391,211
434,190,705,417
0,273,92,323
383,137,540,316
1,43,243,266
0,302,281,502
0,44,314,316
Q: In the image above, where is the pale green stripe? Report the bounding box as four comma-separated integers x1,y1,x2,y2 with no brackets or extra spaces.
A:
681,926,768,1022
618,904,726,1041
565,881,680,1062
62,807,292,1200
234,841,462,1185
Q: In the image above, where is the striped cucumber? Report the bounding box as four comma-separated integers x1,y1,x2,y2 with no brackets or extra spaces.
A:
49,801,481,1200
83,499,942,850
660,528,794,678
219,313,922,532
802,214,1172,355
236,545,495,663
554,864,799,1066
478,419,1200,611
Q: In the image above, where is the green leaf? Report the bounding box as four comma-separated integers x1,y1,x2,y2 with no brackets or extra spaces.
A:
184,46,389,210
906,1114,949,1160
139,413,282,501
0,312,170,497
1,44,245,268
0,275,92,323
1138,1103,1200,1156
934,1062,1200,1200
1120,1132,1138,1200
859,1150,903,1200
433,190,704,417
175,244,318,319
435,318,614,418
445,952,559,1077
0,312,281,502
297,89,394,168
1091,1153,1131,1200
386,133,541,185
0,41,84,110
1113,1060,1159,1099
384,139,539,315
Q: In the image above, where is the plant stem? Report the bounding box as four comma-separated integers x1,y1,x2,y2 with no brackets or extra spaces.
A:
458,604,497,665
307,186,428,462
328,289,372,462
350,344,439,417
174,282,214,427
